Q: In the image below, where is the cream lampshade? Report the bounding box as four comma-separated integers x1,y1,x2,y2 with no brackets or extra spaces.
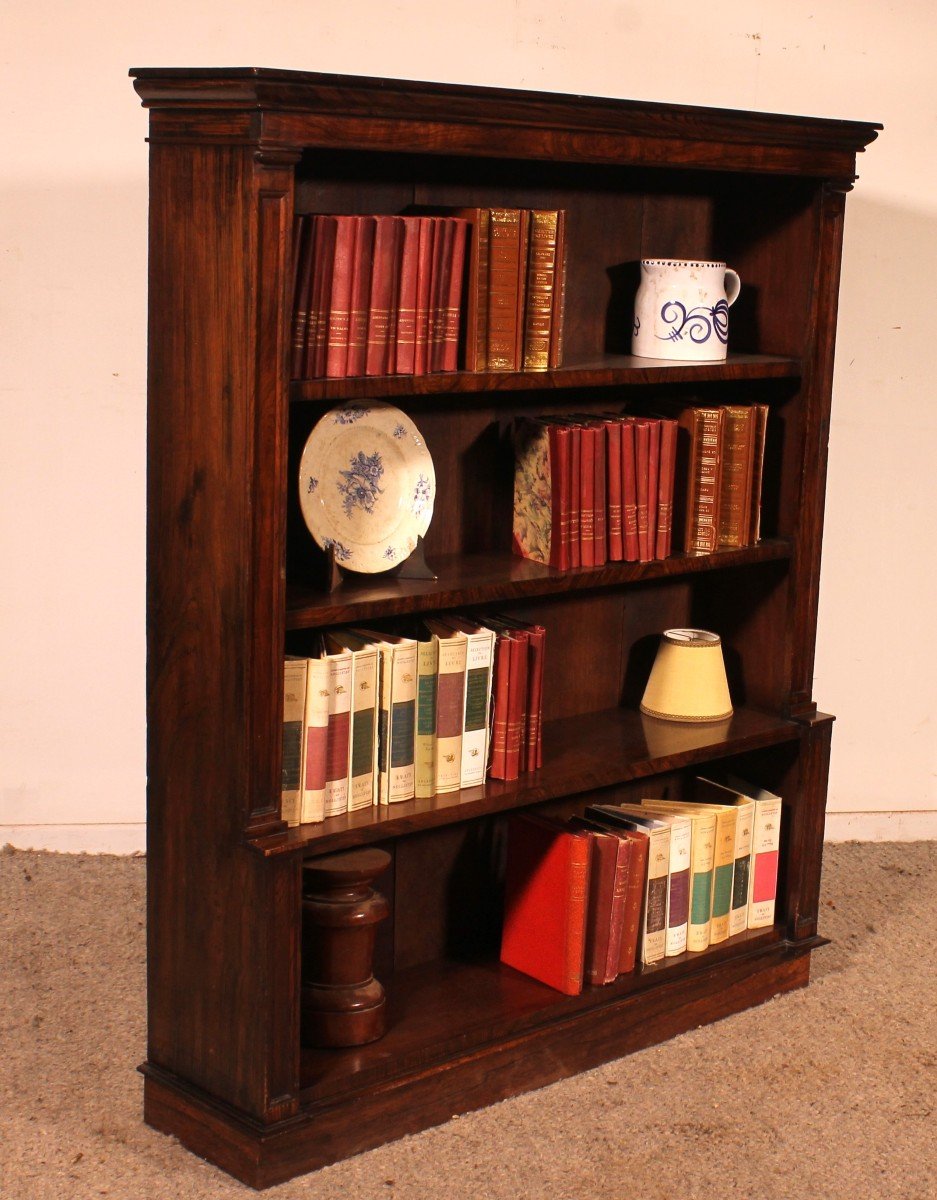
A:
639,629,733,723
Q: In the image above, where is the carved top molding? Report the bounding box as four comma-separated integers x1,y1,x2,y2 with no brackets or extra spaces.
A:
131,67,881,177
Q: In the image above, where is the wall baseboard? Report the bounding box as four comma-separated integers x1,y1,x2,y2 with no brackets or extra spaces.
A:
1,824,146,855
824,810,937,842
3,813,935,855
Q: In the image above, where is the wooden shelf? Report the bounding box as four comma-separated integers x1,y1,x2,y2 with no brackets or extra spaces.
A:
299,925,818,1102
286,538,793,630
290,352,802,403
249,704,801,857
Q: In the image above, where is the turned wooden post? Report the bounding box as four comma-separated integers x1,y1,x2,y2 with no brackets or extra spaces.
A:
301,848,391,1048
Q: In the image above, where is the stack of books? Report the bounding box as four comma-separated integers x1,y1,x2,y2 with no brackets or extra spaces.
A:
512,413,680,570
499,777,782,994
280,617,546,824
289,213,469,380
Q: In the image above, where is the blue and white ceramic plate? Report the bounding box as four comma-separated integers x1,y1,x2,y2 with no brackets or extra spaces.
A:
298,401,435,573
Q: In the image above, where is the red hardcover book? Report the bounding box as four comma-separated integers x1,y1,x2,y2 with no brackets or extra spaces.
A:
620,417,639,561
325,216,357,378
366,216,402,376
500,814,592,996
394,216,422,376
560,419,582,570
412,217,436,376
634,418,651,561
592,421,607,566
605,418,623,561
345,216,376,378
441,218,468,372
428,218,453,373
303,215,337,379
646,418,661,560
579,423,596,568
656,417,679,558
571,817,633,983
617,829,648,973
523,622,545,772
571,824,620,986
290,214,315,379
504,629,530,779
487,632,512,780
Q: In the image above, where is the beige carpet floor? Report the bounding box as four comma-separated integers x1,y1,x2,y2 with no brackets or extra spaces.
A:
1,841,934,1199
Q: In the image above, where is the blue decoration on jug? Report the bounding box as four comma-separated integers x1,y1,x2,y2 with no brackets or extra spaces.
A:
655,298,729,345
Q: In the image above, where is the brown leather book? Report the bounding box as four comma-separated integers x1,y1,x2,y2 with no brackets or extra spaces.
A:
428,217,452,373
325,216,357,379
441,219,469,372
412,217,436,376
290,214,315,379
718,405,756,548
548,209,568,369
655,417,679,558
487,208,529,371
345,216,375,378
682,406,726,554
303,215,337,379
504,629,529,779
646,418,661,560
487,632,512,780
522,210,561,371
365,216,403,376
570,816,633,983
748,403,770,543
570,822,620,986
394,216,422,376
620,417,640,561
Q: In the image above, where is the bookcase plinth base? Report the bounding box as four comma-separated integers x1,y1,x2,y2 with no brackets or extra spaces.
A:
142,937,821,1190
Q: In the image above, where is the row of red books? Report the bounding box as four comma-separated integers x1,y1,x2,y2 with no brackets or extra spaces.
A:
512,412,679,570
488,616,545,782
500,779,783,995
289,213,469,380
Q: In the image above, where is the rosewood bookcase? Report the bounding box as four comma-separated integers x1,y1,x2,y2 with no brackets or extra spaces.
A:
130,67,879,1188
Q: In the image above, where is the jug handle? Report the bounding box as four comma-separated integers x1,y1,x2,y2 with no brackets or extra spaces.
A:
725,269,741,307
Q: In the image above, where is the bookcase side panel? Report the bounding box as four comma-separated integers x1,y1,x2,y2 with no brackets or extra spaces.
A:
146,140,300,1118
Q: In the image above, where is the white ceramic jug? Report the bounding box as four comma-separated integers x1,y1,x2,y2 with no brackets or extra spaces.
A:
631,259,741,362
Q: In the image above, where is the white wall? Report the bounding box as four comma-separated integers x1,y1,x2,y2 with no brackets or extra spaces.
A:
2,1,934,852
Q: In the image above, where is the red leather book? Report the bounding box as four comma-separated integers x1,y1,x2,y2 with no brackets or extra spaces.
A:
567,822,619,986
620,417,639,561
646,418,661,560
412,218,436,376
441,219,468,372
500,814,592,996
570,817,633,983
366,216,403,376
605,418,623,561
325,216,357,378
429,217,453,373
452,208,490,371
504,629,529,779
303,215,337,379
593,421,607,566
394,216,422,376
523,622,546,772
634,418,651,561
551,423,572,570
487,632,512,780
579,423,596,568
290,214,315,379
617,829,648,973
656,417,679,558
345,216,376,378
560,419,582,569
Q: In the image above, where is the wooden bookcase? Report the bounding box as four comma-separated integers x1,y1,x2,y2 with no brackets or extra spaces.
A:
131,68,879,1188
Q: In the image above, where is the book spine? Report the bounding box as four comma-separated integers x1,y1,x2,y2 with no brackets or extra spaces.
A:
280,658,308,827
718,405,756,548
300,658,330,824
749,403,770,543
549,423,571,570
290,215,315,379
434,637,467,793
375,647,391,805
646,418,661,561
504,632,529,780
663,818,691,957
593,422,607,566
618,833,647,974
348,648,378,811
522,210,559,371
684,407,725,554
412,217,436,376
656,417,678,558
488,633,512,780
749,796,783,928
708,809,738,943
548,210,568,369
324,652,352,818
387,643,417,802
441,219,468,372
566,422,581,570
686,815,717,951
524,624,546,773
325,215,357,378
634,419,651,562
605,419,623,561
459,631,494,788
579,424,596,568
620,418,639,561
394,216,422,376
583,835,616,986
462,209,490,371
564,835,592,995
366,216,401,376
487,208,523,371
642,829,670,964
729,800,755,937
415,637,438,799
429,218,454,374
345,216,376,378
604,838,632,983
